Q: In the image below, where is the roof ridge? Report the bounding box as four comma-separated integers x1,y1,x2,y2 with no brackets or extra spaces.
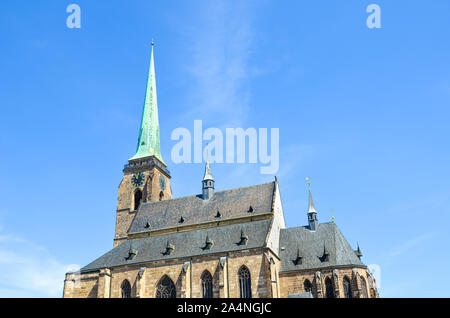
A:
139,181,275,208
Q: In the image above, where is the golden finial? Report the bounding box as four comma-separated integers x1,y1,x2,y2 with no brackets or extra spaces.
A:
306,177,311,189
331,216,335,222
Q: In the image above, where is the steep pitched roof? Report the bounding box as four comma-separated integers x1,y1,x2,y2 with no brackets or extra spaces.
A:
81,219,273,273
278,222,364,272
128,182,275,234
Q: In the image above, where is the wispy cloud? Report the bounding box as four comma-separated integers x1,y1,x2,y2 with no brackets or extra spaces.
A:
277,143,318,180
0,231,70,297
387,232,435,259
182,1,257,127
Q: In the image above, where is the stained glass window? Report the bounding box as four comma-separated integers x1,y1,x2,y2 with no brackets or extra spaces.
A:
201,271,213,298
156,275,176,298
238,266,252,298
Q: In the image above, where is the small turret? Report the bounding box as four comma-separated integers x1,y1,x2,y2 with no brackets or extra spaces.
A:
306,178,318,231
202,146,214,200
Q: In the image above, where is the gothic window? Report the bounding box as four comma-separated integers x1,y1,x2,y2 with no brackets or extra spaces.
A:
238,266,252,298
159,191,164,201
325,277,334,298
156,275,176,298
304,279,313,293
134,189,142,210
201,270,213,298
121,280,131,298
360,277,368,298
343,276,352,298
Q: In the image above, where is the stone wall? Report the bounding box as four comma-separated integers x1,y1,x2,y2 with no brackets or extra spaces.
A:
279,267,377,298
63,272,99,298
63,248,273,298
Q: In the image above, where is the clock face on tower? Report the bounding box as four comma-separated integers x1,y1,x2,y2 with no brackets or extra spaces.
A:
131,172,145,187
159,175,166,190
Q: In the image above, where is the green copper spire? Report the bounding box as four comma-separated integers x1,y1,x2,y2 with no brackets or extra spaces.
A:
129,42,164,163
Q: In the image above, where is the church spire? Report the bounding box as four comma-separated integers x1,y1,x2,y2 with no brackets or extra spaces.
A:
306,178,318,231
130,42,164,163
203,145,214,181
308,189,317,214
202,145,215,200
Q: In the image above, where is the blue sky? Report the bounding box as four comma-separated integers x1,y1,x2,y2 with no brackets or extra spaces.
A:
0,0,449,297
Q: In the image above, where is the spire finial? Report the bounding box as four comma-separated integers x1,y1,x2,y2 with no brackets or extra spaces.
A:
151,39,154,46
307,177,317,214
203,144,213,181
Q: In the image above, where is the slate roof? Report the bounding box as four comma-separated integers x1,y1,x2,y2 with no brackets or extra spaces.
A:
128,182,275,234
81,219,273,273
278,222,364,272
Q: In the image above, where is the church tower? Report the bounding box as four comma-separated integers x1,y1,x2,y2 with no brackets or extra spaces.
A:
114,43,172,247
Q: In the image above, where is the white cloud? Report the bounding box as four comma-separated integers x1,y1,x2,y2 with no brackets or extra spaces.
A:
0,232,71,298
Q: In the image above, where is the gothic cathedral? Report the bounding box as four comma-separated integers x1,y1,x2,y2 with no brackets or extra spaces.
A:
63,45,379,299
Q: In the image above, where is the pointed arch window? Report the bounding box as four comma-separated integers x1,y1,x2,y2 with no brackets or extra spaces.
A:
156,275,176,298
360,277,368,298
159,191,164,201
325,277,334,298
134,189,142,210
121,280,131,298
238,266,252,298
343,276,352,298
201,270,213,298
303,279,313,293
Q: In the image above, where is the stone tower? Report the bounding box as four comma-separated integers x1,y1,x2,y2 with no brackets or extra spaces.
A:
114,43,172,248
